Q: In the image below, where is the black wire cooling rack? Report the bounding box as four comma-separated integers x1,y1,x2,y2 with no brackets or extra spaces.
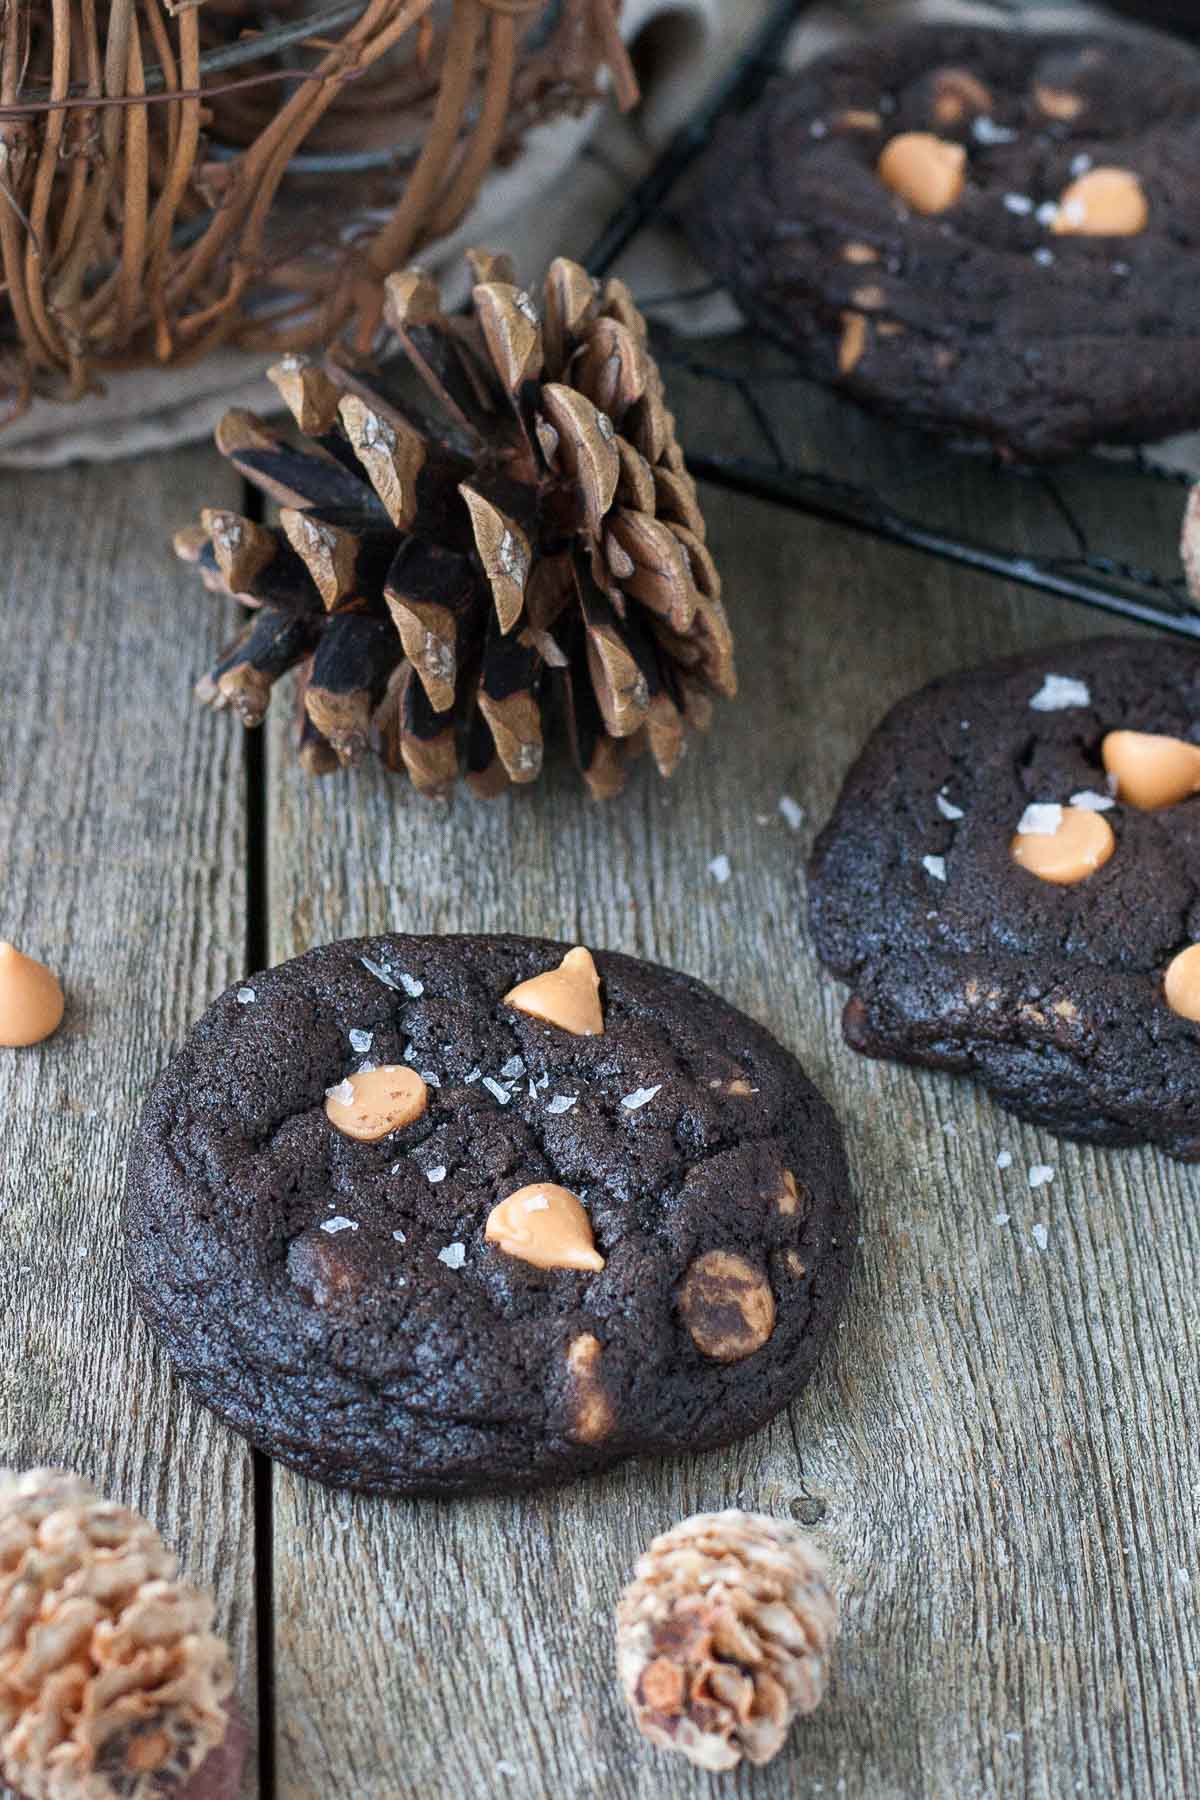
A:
582,0,1200,640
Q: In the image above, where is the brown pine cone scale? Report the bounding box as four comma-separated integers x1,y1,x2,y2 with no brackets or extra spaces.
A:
176,253,734,799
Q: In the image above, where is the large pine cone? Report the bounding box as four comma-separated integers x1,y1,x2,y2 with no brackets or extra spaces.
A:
616,1510,837,1771
177,252,734,800
0,1471,238,1800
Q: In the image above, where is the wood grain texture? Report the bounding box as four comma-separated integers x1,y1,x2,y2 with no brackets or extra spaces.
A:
0,449,259,1797
264,357,1200,1798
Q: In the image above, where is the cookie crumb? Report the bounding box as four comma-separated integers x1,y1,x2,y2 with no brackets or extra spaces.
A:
437,1242,466,1269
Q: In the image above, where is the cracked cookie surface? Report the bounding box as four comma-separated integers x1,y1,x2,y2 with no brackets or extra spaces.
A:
687,24,1200,460
123,934,854,1496
809,637,1200,1156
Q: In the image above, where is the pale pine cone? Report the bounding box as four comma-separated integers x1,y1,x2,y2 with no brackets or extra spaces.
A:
0,1471,235,1800
616,1509,837,1771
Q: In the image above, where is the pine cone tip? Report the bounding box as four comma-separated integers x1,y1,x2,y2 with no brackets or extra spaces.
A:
616,1509,837,1772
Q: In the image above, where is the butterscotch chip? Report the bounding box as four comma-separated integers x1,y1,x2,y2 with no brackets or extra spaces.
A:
485,1182,604,1271
1052,168,1148,237
503,944,603,1035
777,1170,799,1215
1165,945,1200,1022
1011,806,1115,885
1034,84,1083,120
325,1064,428,1140
841,242,879,265
1102,729,1200,810
931,67,993,123
679,1251,776,1362
852,285,886,311
0,941,64,1047
836,108,882,131
877,132,966,216
567,1331,614,1442
838,311,868,375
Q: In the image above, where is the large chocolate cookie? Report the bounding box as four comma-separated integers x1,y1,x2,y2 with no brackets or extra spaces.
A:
688,24,1200,459
809,637,1200,1155
124,935,854,1496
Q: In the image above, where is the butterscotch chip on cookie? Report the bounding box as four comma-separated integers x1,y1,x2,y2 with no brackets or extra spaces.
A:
809,638,1200,1155
124,934,854,1496
688,24,1200,459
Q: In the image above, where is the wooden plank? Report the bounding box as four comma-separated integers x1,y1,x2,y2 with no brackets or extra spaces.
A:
264,364,1200,1797
0,448,259,1797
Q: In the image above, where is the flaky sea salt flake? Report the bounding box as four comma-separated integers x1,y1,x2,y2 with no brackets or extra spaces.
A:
546,1095,577,1115
483,1077,512,1105
622,1085,661,1111
1028,1163,1055,1189
438,1241,466,1270
465,1066,481,1084
1030,674,1090,712
236,986,256,1005
1003,193,1033,214
1017,803,1063,837
922,854,947,883
1069,789,1114,812
996,1149,1013,1170
322,1216,358,1234
524,1193,551,1213
1031,1222,1049,1250
936,791,964,821
426,1166,447,1184
399,971,424,997
779,794,804,830
392,1228,406,1243
500,1055,525,1079
708,853,731,884
325,1079,355,1105
973,116,1017,145
360,954,401,989
349,1028,373,1053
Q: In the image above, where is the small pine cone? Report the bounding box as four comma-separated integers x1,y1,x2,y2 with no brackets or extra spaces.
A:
616,1509,837,1772
0,1471,240,1800
177,251,733,801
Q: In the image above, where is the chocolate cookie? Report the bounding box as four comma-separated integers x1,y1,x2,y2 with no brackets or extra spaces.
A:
123,934,854,1496
809,636,1200,1155
688,24,1200,459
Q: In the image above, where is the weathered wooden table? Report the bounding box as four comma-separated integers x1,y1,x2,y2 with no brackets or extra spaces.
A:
2,346,1197,1800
